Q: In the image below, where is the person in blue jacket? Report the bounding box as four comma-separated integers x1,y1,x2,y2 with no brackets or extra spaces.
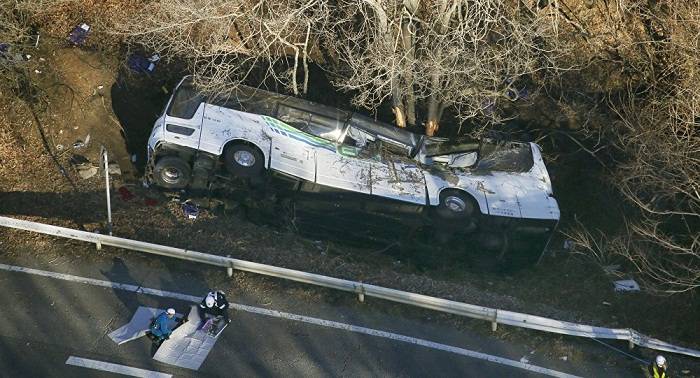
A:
148,308,176,346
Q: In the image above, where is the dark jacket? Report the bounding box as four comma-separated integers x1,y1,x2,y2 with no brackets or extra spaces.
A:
199,291,230,320
648,364,668,378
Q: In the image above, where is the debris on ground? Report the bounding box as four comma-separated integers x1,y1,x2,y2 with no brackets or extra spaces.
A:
613,279,640,292
77,166,97,179
108,163,122,176
68,23,90,46
69,154,97,179
117,186,134,201
127,53,160,74
182,200,199,220
73,134,92,150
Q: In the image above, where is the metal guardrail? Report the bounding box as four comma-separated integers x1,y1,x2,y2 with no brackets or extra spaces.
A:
1,215,698,358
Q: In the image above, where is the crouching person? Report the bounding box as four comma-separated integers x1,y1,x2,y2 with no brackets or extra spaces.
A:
147,308,176,347
198,290,230,327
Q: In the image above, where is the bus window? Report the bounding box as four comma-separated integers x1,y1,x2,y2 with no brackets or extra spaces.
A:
276,105,311,130
277,105,343,142
167,83,204,119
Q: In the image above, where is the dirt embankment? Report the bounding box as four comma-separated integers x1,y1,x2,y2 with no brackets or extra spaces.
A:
0,41,699,372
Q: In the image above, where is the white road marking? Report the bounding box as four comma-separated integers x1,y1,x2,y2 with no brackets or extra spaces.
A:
2,263,579,378
65,356,172,378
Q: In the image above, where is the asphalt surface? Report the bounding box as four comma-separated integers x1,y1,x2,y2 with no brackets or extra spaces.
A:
0,242,638,377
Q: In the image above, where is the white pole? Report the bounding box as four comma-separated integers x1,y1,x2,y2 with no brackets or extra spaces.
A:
102,146,112,236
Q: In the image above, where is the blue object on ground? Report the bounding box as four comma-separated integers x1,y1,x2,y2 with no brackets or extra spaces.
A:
68,23,90,46
182,201,199,219
127,53,158,73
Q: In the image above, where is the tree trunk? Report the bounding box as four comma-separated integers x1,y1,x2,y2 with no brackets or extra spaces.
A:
392,100,407,128
400,20,416,127
426,71,443,136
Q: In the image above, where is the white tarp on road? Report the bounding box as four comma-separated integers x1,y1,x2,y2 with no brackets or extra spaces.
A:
153,305,225,370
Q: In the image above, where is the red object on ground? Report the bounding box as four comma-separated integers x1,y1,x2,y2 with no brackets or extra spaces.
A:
118,186,135,201
144,197,158,206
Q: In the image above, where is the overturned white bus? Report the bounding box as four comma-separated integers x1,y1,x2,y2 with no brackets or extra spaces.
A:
146,76,560,264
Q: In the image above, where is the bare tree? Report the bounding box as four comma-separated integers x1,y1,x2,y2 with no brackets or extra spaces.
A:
324,0,566,135
554,0,700,293
114,0,330,97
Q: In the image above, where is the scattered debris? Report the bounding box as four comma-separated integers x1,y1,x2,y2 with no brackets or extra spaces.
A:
682,369,691,375
603,264,621,275
131,154,137,163
77,166,97,179
563,239,574,250
118,186,134,201
519,356,529,364
182,201,199,220
127,53,160,73
614,279,640,292
108,163,121,176
69,154,91,169
559,356,568,361
34,69,41,74
68,23,90,46
602,301,611,306
72,140,85,149
55,144,64,151
70,154,98,179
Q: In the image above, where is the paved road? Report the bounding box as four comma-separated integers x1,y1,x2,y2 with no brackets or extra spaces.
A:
0,243,635,377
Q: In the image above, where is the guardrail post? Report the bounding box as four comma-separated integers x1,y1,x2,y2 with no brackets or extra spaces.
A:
357,282,365,303
491,310,498,332
95,240,101,250
628,340,635,350
101,146,113,236
226,255,233,277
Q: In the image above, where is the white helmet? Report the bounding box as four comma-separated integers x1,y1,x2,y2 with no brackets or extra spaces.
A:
205,295,215,308
166,308,176,315
655,355,666,367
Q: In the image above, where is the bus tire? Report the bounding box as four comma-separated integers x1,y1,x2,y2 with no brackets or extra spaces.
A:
224,143,264,178
436,189,476,220
153,156,191,189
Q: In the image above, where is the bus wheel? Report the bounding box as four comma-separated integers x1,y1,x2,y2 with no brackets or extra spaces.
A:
153,156,191,189
436,190,475,220
224,143,264,178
